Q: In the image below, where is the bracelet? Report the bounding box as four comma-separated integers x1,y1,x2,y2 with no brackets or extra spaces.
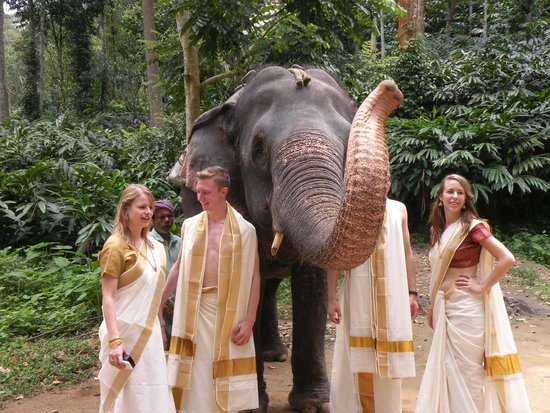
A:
408,290,418,296
108,336,123,348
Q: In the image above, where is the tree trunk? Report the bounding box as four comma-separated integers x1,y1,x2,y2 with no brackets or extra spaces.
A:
482,0,488,39
99,1,110,108
380,13,385,58
398,0,417,46
38,4,45,115
445,0,457,42
370,18,377,54
525,0,534,23
176,10,201,142
142,0,163,129
468,0,473,36
416,0,425,37
0,0,10,122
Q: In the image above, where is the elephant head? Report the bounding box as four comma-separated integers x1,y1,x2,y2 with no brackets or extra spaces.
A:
179,66,403,271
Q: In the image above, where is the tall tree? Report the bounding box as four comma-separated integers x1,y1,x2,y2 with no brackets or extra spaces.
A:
176,10,200,140
0,0,10,121
445,0,457,41
142,0,162,128
416,0,425,36
398,0,417,46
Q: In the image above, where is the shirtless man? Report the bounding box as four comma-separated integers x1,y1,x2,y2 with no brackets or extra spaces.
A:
160,166,260,412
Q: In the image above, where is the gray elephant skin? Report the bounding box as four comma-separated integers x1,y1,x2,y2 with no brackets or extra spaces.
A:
176,66,403,412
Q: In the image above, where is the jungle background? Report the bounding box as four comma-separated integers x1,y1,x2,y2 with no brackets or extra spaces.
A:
0,0,549,407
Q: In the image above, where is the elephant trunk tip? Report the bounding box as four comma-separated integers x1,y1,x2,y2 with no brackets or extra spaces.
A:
379,80,404,105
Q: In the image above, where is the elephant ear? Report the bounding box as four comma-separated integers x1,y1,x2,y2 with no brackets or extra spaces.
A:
180,102,245,211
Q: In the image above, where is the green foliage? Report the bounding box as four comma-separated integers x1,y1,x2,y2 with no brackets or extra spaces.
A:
380,21,550,217
507,265,550,303
0,243,101,339
498,230,550,267
0,113,184,249
0,334,98,403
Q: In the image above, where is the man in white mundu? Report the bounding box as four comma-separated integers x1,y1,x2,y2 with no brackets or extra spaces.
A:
328,199,418,413
160,166,260,413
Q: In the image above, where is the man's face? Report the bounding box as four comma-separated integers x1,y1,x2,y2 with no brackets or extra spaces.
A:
153,208,174,238
196,178,227,212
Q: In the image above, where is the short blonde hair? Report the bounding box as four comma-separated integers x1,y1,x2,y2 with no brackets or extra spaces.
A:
196,165,230,190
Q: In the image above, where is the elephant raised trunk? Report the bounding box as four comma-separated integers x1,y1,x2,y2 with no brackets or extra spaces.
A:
322,80,403,268
272,80,403,269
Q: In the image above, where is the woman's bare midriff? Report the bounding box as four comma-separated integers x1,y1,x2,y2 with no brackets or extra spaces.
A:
439,265,478,291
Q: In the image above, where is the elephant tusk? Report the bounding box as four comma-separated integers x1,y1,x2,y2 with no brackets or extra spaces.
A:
271,232,284,256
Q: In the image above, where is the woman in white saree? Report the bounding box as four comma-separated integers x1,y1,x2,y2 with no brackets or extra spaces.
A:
98,184,175,413
415,174,531,413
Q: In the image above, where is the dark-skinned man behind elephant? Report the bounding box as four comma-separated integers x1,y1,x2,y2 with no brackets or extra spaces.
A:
171,65,403,412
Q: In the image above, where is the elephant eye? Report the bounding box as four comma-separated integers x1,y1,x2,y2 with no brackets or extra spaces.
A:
252,135,270,169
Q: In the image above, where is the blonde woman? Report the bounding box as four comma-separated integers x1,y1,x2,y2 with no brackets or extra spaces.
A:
415,174,530,412
98,184,175,413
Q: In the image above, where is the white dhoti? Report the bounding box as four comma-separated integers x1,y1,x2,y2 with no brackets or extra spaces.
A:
330,199,415,413
331,275,403,413
178,290,225,412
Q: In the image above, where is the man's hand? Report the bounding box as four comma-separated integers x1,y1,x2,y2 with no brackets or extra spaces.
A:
231,319,253,346
409,295,419,320
328,300,342,324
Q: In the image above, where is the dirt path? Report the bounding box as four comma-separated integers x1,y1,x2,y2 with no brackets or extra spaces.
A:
3,248,550,413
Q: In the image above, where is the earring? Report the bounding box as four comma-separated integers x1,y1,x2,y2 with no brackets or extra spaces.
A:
438,200,443,207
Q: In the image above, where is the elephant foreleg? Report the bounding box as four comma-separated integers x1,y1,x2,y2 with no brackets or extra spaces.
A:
289,264,330,413
261,278,289,362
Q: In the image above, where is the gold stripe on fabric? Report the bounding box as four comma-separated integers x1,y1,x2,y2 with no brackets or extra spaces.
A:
350,336,376,348
117,254,146,289
157,242,167,278
172,387,183,411
184,214,208,340
102,247,164,413
371,213,388,346
215,205,242,363
357,372,375,412
430,222,468,299
350,337,414,353
169,336,195,357
484,353,522,376
213,357,257,378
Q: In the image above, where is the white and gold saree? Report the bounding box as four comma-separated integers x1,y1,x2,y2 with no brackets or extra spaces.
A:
415,219,531,413
98,237,174,413
331,199,415,413
167,204,258,413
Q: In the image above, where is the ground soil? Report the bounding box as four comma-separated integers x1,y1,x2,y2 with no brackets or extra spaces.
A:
2,247,550,413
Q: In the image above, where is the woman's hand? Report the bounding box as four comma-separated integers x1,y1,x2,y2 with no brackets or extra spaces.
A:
109,343,127,370
455,274,484,295
428,307,433,329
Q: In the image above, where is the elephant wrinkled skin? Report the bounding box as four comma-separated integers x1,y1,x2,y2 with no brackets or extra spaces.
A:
175,66,403,412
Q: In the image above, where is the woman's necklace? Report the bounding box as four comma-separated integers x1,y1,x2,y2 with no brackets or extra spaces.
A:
135,242,157,272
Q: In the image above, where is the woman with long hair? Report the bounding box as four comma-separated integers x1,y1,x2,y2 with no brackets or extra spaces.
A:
415,174,531,412
98,184,175,413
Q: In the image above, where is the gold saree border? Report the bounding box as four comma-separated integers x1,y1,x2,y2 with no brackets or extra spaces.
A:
484,353,522,376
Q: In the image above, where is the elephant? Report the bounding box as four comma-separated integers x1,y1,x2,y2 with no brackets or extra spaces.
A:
173,65,403,412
